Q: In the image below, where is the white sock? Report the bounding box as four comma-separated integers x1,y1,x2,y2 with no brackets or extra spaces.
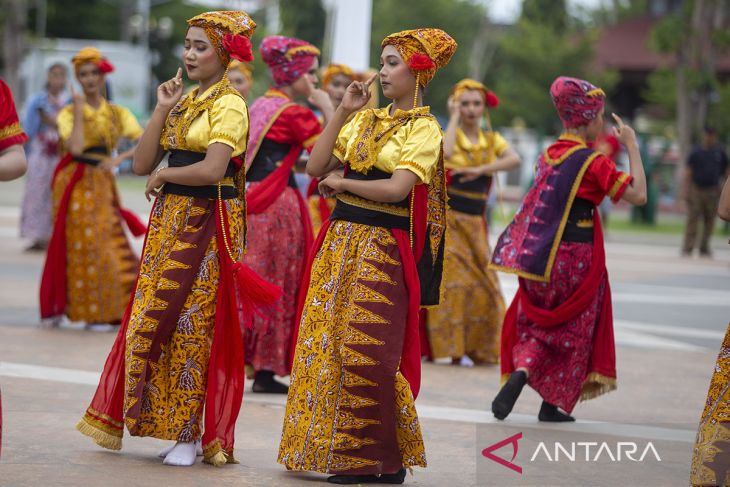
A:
158,440,202,458
162,441,201,466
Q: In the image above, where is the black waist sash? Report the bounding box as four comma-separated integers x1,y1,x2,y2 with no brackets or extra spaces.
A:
75,146,110,166
562,197,594,243
447,174,491,215
247,139,297,188
163,149,237,199
331,167,410,230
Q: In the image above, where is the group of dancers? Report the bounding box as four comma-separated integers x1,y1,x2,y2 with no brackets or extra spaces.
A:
2,6,728,486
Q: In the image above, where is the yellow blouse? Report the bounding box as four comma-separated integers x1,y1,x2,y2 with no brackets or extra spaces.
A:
57,98,143,152
333,104,442,184
445,128,508,170
161,83,248,157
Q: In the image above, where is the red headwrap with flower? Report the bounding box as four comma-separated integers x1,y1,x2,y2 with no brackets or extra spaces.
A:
550,76,606,128
260,35,320,87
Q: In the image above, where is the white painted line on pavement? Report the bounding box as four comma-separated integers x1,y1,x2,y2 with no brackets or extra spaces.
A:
613,327,706,352
616,320,726,341
0,361,697,443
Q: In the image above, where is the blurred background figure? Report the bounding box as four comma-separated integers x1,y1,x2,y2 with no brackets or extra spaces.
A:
228,59,252,99
682,127,729,258
19,63,70,252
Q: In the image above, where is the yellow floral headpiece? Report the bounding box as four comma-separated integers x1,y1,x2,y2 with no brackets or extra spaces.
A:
187,10,257,66
381,28,457,88
451,78,499,108
229,59,253,82
71,47,114,74
321,63,355,87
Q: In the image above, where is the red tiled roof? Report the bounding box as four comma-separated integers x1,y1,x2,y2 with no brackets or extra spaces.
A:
594,17,730,72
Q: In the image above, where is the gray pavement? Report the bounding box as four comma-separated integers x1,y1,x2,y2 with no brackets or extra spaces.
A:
1,175,729,486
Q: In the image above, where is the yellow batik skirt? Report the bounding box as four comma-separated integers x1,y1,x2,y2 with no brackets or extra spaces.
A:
426,209,505,364
52,163,137,323
690,323,730,486
278,220,427,475
123,193,244,441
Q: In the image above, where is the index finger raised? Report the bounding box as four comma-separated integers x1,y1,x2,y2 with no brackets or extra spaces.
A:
175,67,182,80
364,72,378,86
611,112,624,126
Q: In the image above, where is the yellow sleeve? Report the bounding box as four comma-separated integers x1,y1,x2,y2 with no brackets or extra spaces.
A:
491,131,509,157
57,106,73,142
209,93,248,154
117,106,144,140
394,118,442,184
333,111,360,162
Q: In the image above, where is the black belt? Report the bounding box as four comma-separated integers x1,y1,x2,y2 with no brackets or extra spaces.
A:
247,140,297,188
75,146,109,166
162,149,238,199
447,174,491,215
562,197,594,242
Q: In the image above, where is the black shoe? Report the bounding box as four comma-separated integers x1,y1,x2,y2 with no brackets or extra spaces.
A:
491,371,527,420
327,474,379,484
252,370,289,394
327,468,406,485
538,401,575,422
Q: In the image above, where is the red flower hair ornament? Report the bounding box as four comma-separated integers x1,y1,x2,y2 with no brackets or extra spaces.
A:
486,90,499,108
97,59,115,74
407,53,435,71
223,34,254,62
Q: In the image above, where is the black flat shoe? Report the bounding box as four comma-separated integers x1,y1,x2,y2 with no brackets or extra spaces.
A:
538,401,575,422
252,370,289,394
491,370,527,420
326,468,406,485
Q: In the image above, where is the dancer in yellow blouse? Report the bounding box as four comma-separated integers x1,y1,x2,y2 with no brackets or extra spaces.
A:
76,10,275,467
40,47,143,328
426,79,520,365
279,28,456,484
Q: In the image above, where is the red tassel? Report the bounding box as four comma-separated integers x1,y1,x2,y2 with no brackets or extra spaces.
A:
486,90,500,108
408,53,435,71
119,208,147,237
232,262,282,328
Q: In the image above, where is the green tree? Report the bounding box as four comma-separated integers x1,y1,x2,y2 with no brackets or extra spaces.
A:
487,2,617,134
279,0,325,47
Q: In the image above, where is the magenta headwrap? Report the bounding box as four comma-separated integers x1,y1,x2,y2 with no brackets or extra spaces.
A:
550,76,606,128
260,35,320,87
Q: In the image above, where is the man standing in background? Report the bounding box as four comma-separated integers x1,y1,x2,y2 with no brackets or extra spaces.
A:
682,127,729,258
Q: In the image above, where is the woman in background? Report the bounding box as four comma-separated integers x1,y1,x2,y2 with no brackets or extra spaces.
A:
243,35,333,393
39,47,144,329
20,63,69,251
426,79,520,366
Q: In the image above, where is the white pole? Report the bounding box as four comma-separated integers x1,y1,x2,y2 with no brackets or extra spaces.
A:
329,0,372,71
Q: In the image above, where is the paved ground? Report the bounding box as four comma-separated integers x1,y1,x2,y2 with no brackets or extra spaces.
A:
1,175,729,486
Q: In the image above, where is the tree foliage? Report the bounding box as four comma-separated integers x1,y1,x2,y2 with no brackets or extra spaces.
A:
279,0,326,47
486,3,616,134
